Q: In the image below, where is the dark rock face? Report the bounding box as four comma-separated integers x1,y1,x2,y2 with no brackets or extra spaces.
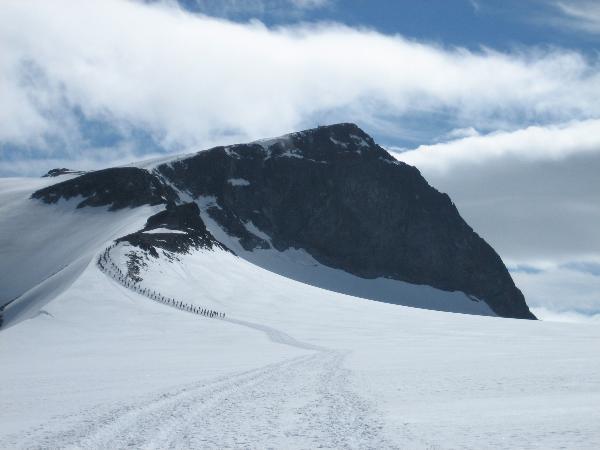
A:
32,167,178,210
158,123,535,319
118,202,229,257
207,205,270,251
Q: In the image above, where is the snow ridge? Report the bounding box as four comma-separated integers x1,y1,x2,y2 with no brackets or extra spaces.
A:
97,244,226,320
97,241,326,352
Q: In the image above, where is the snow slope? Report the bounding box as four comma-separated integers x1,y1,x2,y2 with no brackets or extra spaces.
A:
0,177,158,326
1,178,600,448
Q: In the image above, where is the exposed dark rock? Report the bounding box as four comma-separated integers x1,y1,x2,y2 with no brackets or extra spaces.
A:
145,201,203,231
207,205,270,251
157,123,536,319
32,167,178,210
118,202,230,256
42,168,86,177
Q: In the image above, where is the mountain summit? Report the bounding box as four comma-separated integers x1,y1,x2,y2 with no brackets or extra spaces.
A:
29,123,535,319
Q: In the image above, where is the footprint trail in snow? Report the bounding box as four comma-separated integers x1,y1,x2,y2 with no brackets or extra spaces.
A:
4,315,391,449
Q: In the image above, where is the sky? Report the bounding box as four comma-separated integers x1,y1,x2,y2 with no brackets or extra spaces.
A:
1,0,599,321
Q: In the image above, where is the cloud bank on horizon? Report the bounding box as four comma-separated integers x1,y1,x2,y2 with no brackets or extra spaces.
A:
1,0,599,320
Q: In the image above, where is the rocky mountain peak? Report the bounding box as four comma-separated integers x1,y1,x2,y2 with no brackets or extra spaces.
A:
30,123,536,319
219,122,392,164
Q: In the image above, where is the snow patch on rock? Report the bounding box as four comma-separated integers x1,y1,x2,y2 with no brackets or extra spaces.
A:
244,221,271,243
330,137,349,148
227,178,251,187
143,228,187,235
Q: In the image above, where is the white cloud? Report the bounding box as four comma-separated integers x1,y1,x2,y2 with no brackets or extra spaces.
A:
395,119,600,172
531,307,600,323
442,126,480,141
553,0,600,35
2,0,600,158
515,264,600,320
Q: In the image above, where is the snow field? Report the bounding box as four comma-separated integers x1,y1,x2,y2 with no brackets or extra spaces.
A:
1,177,600,448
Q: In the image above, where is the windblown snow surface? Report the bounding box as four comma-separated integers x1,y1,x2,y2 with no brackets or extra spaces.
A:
1,178,600,449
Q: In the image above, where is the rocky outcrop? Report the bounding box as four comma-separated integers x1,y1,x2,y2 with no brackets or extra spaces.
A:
157,123,535,319
32,167,178,210
118,202,229,257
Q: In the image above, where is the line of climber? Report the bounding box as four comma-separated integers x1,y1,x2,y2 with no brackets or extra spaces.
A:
97,244,225,320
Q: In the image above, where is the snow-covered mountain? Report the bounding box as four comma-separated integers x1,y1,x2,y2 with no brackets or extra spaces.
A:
2,124,599,448
5,123,533,323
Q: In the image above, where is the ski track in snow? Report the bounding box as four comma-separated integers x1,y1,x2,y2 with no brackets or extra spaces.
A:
4,351,391,450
